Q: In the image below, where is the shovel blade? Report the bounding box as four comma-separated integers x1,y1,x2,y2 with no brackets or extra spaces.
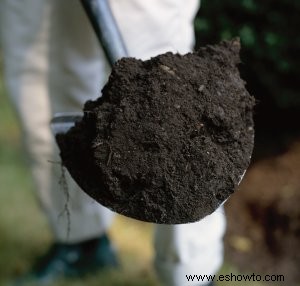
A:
50,113,83,135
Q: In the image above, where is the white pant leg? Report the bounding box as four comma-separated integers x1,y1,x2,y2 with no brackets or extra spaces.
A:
154,207,226,286
47,0,116,243
0,0,115,243
111,1,225,285
110,0,201,58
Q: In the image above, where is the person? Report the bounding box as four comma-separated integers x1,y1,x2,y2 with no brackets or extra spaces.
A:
0,1,226,285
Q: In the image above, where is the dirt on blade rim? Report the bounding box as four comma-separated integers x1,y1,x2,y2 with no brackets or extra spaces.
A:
56,39,255,224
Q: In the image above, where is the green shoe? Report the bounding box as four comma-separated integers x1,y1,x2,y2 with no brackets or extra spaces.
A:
14,234,119,285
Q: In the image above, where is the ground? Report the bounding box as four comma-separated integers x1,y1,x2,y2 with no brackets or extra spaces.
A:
225,139,300,286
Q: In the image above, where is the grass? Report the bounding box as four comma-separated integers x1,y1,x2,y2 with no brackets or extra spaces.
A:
0,72,270,286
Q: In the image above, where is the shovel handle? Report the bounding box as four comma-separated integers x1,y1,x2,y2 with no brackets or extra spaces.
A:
80,0,128,66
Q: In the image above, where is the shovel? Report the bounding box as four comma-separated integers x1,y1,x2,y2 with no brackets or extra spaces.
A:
51,2,250,224
80,0,128,65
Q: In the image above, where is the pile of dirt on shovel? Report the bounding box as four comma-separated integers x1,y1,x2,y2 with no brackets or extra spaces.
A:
56,39,255,224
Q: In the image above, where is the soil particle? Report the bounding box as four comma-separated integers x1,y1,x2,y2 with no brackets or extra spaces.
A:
56,39,255,224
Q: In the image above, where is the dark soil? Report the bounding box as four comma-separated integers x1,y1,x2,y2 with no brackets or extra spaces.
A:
225,140,300,285
56,39,255,224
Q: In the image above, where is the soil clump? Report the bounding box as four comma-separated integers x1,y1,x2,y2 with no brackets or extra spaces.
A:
57,39,255,223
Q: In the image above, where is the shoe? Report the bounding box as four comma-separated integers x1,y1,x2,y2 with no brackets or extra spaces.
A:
13,233,119,285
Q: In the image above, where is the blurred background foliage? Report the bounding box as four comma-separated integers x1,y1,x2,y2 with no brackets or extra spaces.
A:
195,0,300,111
